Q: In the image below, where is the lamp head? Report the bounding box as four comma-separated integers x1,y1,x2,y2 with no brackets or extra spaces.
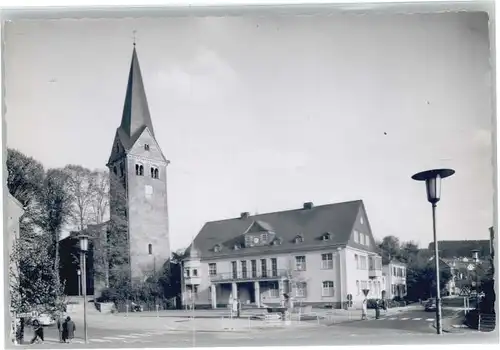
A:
411,168,455,204
77,234,90,252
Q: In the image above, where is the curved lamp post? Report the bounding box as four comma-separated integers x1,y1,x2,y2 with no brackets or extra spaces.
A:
412,168,455,335
77,234,89,344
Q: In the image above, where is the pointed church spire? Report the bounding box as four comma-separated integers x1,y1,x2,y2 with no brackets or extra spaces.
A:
120,46,155,140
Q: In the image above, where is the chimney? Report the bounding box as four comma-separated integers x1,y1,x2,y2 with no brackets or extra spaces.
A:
240,212,250,219
303,202,314,210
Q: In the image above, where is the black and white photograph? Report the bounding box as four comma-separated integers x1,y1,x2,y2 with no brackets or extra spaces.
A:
1,2,498,348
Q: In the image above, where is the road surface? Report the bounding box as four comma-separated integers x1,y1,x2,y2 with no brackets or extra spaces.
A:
18,309,496,349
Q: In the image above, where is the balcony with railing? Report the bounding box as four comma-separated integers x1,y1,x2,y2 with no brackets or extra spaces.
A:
369,256,383,278
209,269,289,282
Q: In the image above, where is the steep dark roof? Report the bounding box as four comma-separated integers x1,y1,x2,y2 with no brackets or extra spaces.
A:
120,47,155,141
192,200,366,260
428,240,491,259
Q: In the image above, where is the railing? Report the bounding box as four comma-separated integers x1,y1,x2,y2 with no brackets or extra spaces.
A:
210,269,289,282
478,313,496,332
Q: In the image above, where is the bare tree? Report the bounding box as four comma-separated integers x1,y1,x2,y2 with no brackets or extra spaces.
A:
89,169,110,225
63,165,95,231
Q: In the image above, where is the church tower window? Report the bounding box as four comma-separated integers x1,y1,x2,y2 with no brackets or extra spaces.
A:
151,167,159,179
144,144,150,151
135,164,144,176
148,244,153,255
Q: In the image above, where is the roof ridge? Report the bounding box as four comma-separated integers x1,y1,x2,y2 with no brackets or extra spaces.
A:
203,199,364,225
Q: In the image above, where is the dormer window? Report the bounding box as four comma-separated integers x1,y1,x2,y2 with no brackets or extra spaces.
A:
272,237,282,246
233,244,240,251
294,235,304,244
213,244,221,253
144,144,150,151
322,232,332,241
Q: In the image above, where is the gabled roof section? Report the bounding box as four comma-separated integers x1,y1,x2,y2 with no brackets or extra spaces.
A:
191,200,364,259
244,220,275,235
120,47,155,143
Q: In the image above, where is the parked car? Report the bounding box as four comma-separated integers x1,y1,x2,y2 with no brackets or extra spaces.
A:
425,298,437,312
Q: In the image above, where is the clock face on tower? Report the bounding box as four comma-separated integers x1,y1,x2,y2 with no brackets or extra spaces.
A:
253,237,260,244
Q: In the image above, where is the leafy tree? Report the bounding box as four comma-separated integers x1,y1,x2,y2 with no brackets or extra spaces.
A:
378,235,401,264
6,149,45,208
36,169,73,276
10,229,66,317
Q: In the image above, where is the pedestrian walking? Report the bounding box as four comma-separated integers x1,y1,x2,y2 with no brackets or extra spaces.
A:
62,316,76,343
361,299,368,320
57,313,66,343
30,319,44,344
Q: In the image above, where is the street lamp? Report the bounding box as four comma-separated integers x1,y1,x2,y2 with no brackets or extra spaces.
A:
77,270,81,297
412,168,455,335
471,249,481,308
77,234,89,344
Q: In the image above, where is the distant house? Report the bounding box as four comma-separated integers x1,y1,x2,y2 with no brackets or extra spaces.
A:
428,240,491,259
382,260,407,299
428,255,490,296
181,200,386,309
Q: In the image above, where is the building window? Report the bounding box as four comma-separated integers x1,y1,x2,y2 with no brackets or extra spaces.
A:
185,268,190,277
359,256,368,270
193,269,198,277
295,282,307,297
269,282,279,298
144,144,150,151
295,256,306,271
356,280,360,295
321,253,333,269
113,166,117,175
145,185,153,198
148,244,152,255
354,230,359,243
214,244,221,253
360,217,364,225
261,259,267,277
120,163,124,177
271,258,278,277
261,233,269,242
241,261,247,278
193,285,198,295
391,284,396,295
233,244,240,251
231,261,237,279
322,281,334,297
209,263,217,276
355,254,359,269
135,164,144,176
251,260,257,278
294,235,304,243
322,232,331,241
151,167,159,179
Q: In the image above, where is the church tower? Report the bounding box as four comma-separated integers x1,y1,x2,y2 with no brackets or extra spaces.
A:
107,46,170,283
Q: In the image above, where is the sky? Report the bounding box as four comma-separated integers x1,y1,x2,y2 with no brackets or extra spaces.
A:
4,12,494,251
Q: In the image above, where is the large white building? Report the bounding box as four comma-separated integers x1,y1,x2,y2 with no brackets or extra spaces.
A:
182,200,404,309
